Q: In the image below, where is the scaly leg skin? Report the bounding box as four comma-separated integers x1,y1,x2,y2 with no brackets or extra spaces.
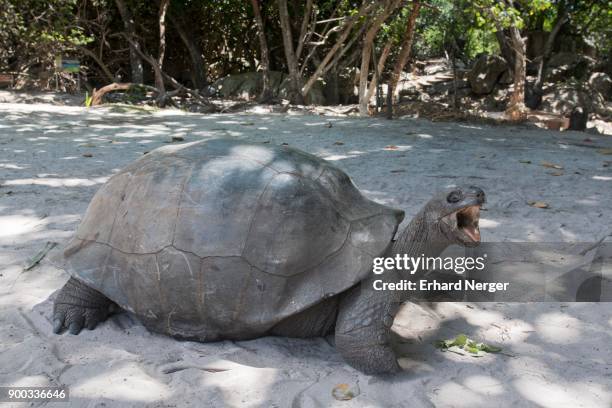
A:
270,296,339,338
53,277,114,335
335,275,403,375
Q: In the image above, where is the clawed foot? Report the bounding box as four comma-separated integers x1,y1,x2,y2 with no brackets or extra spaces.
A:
52,303,110,335
338,343,401,375
52,278,114,335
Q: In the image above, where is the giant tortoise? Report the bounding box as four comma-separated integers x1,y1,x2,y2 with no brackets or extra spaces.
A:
53,138,485,374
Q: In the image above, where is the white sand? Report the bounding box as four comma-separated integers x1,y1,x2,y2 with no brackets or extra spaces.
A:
1,101,611,407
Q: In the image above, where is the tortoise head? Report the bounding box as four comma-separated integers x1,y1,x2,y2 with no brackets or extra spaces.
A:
423,185,485,247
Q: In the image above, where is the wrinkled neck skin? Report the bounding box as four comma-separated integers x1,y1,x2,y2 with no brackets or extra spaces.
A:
387,208,451,276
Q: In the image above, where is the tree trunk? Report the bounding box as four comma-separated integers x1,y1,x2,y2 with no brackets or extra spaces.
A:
250,0,273,101
114,0,143,83
91,82,159,106
358,0,402,116
277,0,304,104
507,25,527,119
365,36,393,108
170,15,207,90
389,0,421,103
528,9,568,109
295,0,313,61
156,0,170,93
495,27,515,69
385,81,393,119
300,1,377,98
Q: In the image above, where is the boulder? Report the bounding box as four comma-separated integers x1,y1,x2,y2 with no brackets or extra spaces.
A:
212,71,327,104
588,72,612,101
468,55,508,95
278,77,326,105
212,71,284,100
546,53,594,81
423,59,449,75
499,69,513,85
323,68,358,105
541,83,593,116
548,52,580,69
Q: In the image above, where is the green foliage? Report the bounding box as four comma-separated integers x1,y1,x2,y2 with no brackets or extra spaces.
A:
0,0,93,74
0,0,609,90
436,333,502,355
84,91,93,107
465,28,500,59
411,0,456,58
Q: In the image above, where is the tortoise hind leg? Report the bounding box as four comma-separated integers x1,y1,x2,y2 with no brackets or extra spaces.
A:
270,296,339,338
53,277,115,335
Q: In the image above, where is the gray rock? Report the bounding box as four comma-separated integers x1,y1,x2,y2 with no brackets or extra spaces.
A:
212,71,284,100
468,55,508,95
546,53,594,81
588,72,612,101
541,83,593,116
278,77,326,105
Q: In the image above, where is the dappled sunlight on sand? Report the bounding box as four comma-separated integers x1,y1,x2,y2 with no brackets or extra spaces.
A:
0,214,46,238
67,363,173,402
0,102,611,407
463,375,505,396
513,377,611,408
432,381,487,406
534,312,583,344
2,177,109,187
0,163,27,169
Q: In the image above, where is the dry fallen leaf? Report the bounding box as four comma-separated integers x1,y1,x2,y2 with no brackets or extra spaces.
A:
549,171,564,176
597,148,612,155
384,145,399,150
332,383,359,401
528,201,550,209
541,161,563,170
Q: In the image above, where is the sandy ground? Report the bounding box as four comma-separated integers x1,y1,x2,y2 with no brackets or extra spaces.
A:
1,100,611,408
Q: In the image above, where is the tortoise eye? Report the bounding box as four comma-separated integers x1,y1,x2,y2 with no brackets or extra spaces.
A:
447,191,462,203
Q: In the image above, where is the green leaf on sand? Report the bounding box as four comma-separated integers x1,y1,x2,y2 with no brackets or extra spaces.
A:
24,241,57,271
435,333,502,355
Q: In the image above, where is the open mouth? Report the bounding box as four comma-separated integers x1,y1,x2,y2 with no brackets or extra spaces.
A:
456,205,481,242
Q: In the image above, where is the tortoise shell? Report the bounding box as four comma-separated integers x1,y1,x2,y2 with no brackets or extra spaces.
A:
61,138,404,340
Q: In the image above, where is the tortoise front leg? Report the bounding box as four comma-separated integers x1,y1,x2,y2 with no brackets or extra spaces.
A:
53,277,115,335
335,276,403,374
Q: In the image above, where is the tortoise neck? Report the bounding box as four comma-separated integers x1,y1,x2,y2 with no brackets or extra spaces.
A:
389,209,450,273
